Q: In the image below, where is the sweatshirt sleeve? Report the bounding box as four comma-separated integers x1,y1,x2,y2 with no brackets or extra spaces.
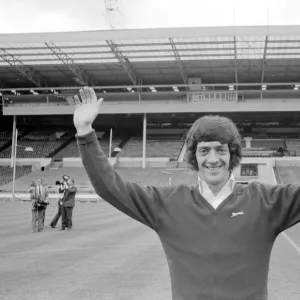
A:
76,130,172,231
259,182,300,234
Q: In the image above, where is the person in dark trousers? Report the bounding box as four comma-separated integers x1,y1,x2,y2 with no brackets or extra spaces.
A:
31,178,49,232
72,86,300,300
50,174,70,228
61,178,77,231
29,180,37,233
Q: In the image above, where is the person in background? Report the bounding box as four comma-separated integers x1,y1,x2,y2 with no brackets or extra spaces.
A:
29,180,37,233
61,178,77,231
50,174,70,228
34,178,49,232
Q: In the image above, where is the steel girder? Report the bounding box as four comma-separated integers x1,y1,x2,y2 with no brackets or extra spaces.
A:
45,42,100,86
0,48,50,87
169,38,187,84
261,36,269,84
106,40,142,86
233,37,238,86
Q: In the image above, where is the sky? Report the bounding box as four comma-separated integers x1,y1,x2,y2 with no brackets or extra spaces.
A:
1,0,300,33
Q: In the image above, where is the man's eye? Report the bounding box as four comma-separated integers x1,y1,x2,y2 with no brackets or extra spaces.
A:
197,149,207,154
219,148,228,154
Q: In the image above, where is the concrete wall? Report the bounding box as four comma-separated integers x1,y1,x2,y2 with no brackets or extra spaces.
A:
117,157,169,168
5,100,300,115
0,158,51,171
62,157,117,167
234,157,277,184
275,158,300,166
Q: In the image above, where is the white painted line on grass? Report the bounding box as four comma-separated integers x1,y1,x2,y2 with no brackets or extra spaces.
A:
0,245,159,256
0,247,92,256
282,231,300,255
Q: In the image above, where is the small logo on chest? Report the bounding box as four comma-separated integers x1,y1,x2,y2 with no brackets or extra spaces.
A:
231,211,244,217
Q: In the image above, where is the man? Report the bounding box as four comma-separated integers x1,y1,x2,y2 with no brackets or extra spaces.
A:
72,86,300,300
29,180,37,233
61,178,77,231
50,174,70,228
32,178,49,232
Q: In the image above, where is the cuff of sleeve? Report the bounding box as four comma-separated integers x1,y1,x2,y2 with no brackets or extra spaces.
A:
76,129,97,145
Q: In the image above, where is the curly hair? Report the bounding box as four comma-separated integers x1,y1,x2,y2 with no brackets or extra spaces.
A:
186,115,242,171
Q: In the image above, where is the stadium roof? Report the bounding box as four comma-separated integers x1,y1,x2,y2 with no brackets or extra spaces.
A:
1,25,300,89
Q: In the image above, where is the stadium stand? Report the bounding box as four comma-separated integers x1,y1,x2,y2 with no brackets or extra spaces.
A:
0,130,74,159
99,138,122,157
119,137,184,160
54,139,80,158
0,165,31,186
0,131,12,149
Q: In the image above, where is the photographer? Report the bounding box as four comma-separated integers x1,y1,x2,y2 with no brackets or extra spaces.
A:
61,178,77,231
50,174,70,229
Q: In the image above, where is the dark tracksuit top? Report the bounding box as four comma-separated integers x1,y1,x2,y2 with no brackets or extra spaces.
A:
77,130,300,300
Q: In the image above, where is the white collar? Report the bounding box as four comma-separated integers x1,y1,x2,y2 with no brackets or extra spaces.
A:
198,172,235,194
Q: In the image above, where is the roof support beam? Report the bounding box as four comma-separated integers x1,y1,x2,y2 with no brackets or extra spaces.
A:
0,48,50,87
106,40,142,85
169,38,187,84
261,36,269,84
45,42,99,86
233,37,238,93
260,36,268,99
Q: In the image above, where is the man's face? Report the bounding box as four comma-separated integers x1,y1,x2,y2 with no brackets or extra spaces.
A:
36,180,41,185
67,179,72,186
196,141,231,188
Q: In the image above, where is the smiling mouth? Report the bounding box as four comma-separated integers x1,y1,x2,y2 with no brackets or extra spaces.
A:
205,166,222,171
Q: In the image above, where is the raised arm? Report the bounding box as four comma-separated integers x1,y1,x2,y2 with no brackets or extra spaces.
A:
72,87,172,231
259,182,300,234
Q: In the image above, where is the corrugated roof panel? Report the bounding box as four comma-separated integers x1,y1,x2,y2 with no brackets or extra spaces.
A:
236,47,263,58
268,48,300,54
236,36,265,42
55,41,108,46
74,59,119,63
115,38,170,45
19,54,60,61
237,53,264,59
173,37,233,43
23,58,119,65
125,51,174,58
236,41,264,50
62,47,112,53
129,57,175,62
176,43,234,50
24,60,64,65
0,43,46,48
268,42,300,48
269,35,300,41
118,44,172,50
71,52,116,58
181,55,234,60
179,50,234,56
2,48,52,55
